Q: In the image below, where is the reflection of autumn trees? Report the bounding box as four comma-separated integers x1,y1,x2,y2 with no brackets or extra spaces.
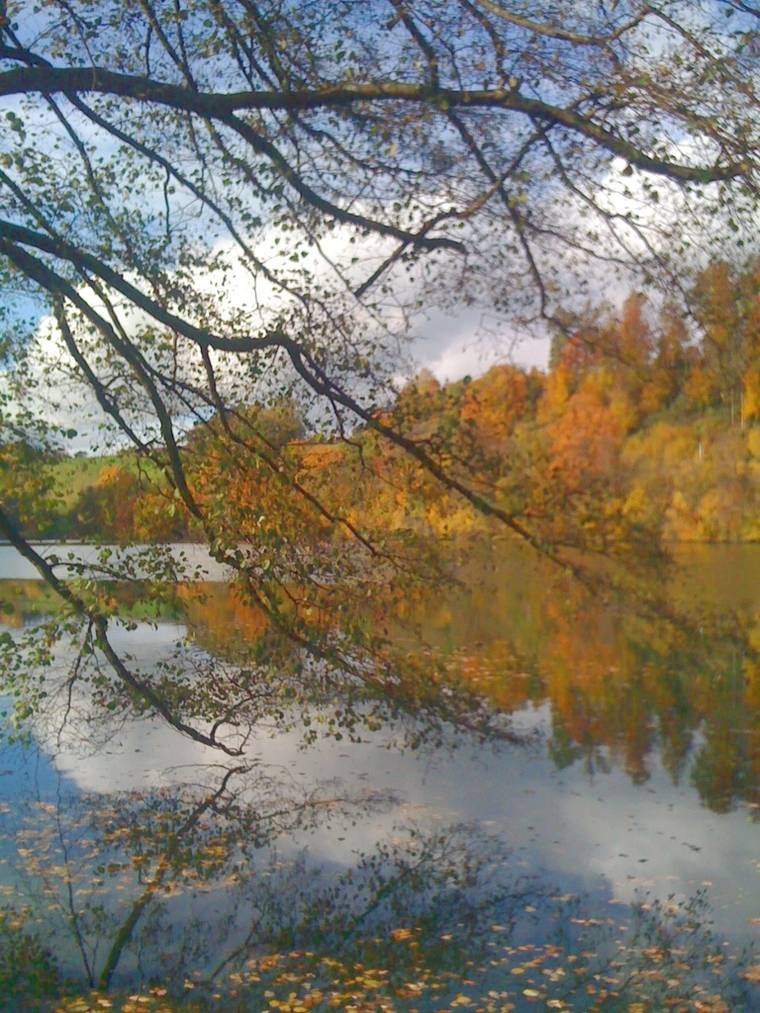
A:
0,547,525,763
177,585,269,660
162,544,760,813
0,580,61,628
387,545,760,813
159,542,760,813
5,539,760,814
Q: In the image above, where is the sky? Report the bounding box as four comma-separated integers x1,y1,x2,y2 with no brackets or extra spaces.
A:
4,0,758,455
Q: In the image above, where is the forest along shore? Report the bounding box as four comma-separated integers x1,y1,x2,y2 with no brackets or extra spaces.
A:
7,264,759,550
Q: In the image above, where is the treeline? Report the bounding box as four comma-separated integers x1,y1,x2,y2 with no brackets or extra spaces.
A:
6,258,759,546
302,256,760,547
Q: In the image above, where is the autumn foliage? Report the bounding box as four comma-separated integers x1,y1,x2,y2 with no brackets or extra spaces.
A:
18,257,760,550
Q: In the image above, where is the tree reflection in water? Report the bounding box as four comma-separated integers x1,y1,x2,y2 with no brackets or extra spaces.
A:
2,763,758,1010
2,546,760,1007
4,544,760,815
171,544,760,814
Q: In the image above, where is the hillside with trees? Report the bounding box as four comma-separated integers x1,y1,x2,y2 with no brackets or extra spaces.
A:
12,257,758,549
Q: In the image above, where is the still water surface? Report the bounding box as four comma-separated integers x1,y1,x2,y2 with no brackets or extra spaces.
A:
1,542,760,1008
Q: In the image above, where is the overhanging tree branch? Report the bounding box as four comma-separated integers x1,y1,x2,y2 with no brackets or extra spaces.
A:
0,64,748,184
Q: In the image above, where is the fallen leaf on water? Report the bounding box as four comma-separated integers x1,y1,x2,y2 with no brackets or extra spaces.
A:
391,927,414,942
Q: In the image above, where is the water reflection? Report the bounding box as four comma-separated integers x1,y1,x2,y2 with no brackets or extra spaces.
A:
4,542,760,817
393,544,760,813
3,758,758,1011
13,542,750,813
5,764,396,989
2,544,760,1007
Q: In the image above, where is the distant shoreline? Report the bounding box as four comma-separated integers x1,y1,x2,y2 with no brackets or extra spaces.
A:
3,538,760,549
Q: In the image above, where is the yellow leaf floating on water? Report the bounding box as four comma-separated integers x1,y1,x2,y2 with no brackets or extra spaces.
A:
391,927,414,942
742,965,760,982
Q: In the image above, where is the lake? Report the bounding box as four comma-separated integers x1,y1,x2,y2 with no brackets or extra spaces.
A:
1,541,760,1010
